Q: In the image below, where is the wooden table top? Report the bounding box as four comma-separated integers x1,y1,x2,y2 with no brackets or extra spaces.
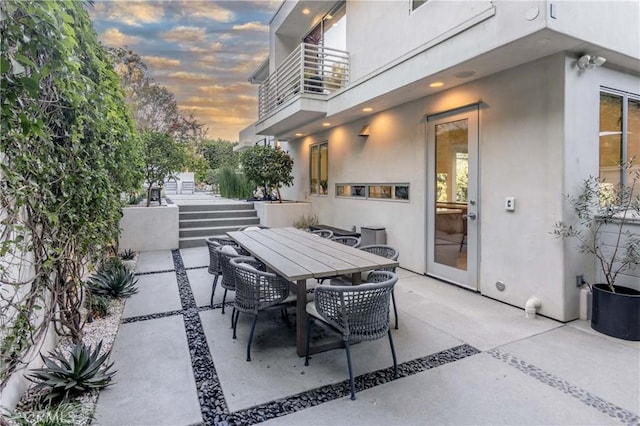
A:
227,227,398,281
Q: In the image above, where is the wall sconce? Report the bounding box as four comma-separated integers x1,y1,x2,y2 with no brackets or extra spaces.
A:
358,125,370,138
577,54,606,70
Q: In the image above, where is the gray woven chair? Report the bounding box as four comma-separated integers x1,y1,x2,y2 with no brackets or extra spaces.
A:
359,245,400,329
230,256,296,361
205,237,244,307
331,235,361,248
304,271,399,400
238,224,270,231
311,229,334,238
216,245,247,316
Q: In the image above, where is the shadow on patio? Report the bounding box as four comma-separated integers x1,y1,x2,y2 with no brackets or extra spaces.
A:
93,247,640,426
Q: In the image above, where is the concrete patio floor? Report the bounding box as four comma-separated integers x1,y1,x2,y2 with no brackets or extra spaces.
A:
93,246,640,426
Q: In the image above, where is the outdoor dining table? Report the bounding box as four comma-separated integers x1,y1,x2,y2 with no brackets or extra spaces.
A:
226,227,399,356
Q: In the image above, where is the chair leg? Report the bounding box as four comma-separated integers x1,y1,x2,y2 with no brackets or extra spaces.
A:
210,274,220,307
392,290,399,330
344,340,356,400
221,289,228,314
246,314,258,362
388,330,398,379
232,310,240,339
304,316,314,366
230,307,236,328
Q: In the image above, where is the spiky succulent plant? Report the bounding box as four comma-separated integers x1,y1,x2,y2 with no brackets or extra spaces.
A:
88,266,138,299
27,341,116,402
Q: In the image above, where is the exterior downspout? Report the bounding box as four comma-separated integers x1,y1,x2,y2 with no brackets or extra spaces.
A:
525,297,542,319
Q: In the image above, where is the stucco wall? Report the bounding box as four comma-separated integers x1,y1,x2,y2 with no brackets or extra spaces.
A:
283,54,573,320
254,201,312,228
119,204,179,251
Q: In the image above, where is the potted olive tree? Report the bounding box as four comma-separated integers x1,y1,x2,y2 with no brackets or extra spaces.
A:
553,164,640,341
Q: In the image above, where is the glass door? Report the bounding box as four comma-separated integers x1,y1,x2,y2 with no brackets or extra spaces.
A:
427,107,479,290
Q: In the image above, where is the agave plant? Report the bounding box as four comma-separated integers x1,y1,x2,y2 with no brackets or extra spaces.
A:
119,249,136,260
27,341,116,402
88,265,138,298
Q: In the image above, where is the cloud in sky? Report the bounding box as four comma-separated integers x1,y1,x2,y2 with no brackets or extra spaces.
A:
89,0,278,141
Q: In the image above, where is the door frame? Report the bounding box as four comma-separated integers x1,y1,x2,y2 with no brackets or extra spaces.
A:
426,105,480,291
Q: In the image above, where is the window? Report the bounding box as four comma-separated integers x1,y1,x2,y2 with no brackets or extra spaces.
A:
310,142,329,195
336,183,410,202
599,90,640,196
411,0,427,11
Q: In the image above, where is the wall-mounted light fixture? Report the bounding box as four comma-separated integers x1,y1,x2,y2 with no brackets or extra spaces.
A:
577,54,606,70
358,125,370,138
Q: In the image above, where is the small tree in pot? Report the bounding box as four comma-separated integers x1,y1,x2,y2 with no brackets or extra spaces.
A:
553,163,640,340
240,145,294,203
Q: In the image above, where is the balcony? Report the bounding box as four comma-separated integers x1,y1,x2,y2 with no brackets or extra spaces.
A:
257,43,349,128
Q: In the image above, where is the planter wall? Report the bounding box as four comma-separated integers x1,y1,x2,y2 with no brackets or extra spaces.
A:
119,204,179,251
253,201,312,228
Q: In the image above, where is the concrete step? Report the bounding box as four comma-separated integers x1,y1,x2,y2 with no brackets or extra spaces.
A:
179,217,260,229
179,225,255,239
179,210,257,220
179,236,225,249
178,203,254,213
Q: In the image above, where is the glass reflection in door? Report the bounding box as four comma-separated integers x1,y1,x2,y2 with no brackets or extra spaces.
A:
434,119,468,271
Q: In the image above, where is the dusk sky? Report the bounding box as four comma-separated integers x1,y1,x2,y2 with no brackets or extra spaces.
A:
89,0,281,142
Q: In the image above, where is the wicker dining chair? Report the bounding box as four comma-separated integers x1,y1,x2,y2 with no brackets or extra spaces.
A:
331,235,361,248
359,245,400,329
311,229,334,239
216,245,247,317
205,237,244,308
230,256,296,361
304,271,399,400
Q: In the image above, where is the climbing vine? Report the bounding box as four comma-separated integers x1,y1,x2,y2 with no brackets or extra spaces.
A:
0,0,143,388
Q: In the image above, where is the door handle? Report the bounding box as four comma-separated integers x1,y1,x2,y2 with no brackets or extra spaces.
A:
466,212,477,220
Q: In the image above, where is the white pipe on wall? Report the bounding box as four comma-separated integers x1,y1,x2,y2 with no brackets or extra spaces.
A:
524,296,542,319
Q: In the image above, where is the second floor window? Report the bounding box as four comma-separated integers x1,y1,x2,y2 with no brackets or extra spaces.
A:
310,142,329,195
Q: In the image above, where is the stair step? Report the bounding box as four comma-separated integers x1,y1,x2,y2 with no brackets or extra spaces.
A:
179,225,255,239
179,217,259,229
178,203,254,213
179,236,226,249
179,210,257,220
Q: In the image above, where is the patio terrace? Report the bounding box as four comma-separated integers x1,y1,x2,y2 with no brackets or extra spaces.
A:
93,244,639,425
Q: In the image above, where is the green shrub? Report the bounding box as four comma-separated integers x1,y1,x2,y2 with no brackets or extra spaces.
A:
87,294,111,319
98,256,124,274
293,214,319,231
218,166,254,199
88,266,138,299
27,341,116,402
7,401,94,426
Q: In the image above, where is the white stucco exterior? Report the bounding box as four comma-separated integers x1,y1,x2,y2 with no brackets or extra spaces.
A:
242,0,640,322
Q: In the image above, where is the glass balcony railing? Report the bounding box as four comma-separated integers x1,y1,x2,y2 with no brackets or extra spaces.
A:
258,43,349,119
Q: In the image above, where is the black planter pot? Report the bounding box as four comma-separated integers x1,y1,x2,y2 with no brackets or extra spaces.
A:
591,284,640,341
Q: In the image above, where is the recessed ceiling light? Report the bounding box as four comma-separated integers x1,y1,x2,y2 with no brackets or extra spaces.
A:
362,107,373,112
429,81,444,88
454,70,476,79
325,14,333,19
295,133,303,137
322,122,331,127
302,8,310,14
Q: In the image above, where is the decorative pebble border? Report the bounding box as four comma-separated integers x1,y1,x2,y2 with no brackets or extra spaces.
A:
167,249,481,425
122,252,639,426
135,269,175,276
488,349,640,425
